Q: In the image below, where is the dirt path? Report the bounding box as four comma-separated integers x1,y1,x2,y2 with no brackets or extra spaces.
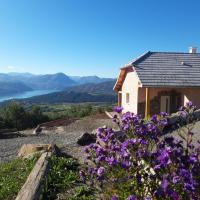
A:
0,114,118,163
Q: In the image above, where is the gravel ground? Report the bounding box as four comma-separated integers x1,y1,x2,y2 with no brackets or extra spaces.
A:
1,113,200,164
165,121,200,146
0,114,117,163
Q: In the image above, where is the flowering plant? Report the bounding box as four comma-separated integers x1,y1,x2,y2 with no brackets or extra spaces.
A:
80,103,200,200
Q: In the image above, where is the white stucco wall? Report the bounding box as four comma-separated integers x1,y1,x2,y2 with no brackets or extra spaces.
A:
121,71,139,113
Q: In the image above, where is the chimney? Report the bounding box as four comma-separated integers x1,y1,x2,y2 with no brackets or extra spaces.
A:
189,46,197,53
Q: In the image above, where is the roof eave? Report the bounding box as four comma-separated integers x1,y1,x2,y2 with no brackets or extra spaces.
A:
113,66,134,91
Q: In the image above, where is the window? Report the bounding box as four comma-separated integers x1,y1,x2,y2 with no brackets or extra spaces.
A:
126,93,130,104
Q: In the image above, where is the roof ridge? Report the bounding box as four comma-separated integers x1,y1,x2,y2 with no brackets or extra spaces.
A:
150,51,200,54
121,51,151,69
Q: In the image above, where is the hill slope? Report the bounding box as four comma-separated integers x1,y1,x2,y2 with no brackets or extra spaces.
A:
27,73,76,89
21,91,117,104
69,76,114,84
65,80,116,94
0,82,32,96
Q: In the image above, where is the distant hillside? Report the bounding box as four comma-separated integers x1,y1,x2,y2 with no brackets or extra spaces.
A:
0,82,32,96
0,72,75,90
69,75,114,84
26,73,76,90
65,80,116,94
11,91,117,104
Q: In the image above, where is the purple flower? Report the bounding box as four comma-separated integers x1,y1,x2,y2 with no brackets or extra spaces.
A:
161,177,169,191
123,124,130,131
111,195,118,200
97,167,105,177
151,114,158,123
96,147,106,156
126,194,136,200
81,104,200,199
190,154,198,163
167,189,181,200
186,101,193,108
172,176,180,184
88,167,95,175
179,168,189,177
159,118,168,126
160,112,168,117
114,106,123,113
97,127,104,133
79,170,86,181
106,156,118,166
84,146,89,153
179,106,185,111
179,111,188,119
121,160,131,169
154,164,161,170
157,148,171,166
184,183,195,192
120,151,130,159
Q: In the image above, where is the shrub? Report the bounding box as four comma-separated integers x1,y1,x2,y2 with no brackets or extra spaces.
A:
0,103,49,130
80,102,200,199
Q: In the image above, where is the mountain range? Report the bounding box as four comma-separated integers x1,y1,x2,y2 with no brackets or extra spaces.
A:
0,72,115,96
0,78,117,105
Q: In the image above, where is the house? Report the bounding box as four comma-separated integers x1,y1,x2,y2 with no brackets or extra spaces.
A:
114,47,200,117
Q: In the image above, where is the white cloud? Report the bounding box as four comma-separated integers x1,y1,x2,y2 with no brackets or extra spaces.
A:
7,66,15,70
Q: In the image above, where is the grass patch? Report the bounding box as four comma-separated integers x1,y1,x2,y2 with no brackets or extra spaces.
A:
42,155,94,200
0,155,39,200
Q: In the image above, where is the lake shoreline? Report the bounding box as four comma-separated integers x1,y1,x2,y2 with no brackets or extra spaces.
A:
0,89,60,103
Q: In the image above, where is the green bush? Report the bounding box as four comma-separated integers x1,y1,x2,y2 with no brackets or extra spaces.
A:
0,103,49,130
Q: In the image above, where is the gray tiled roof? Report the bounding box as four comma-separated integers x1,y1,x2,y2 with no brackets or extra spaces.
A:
132,51,200,87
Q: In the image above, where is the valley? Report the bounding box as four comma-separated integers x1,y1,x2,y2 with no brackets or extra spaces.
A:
0,73,116,105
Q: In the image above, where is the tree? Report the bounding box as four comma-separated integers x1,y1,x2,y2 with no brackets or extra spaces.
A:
2,103,26,130
28,106,49,127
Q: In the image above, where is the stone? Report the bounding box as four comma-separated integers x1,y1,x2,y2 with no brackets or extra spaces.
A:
18,144,52,159
91,128,98,135
32,125,42,135
77,132,96,146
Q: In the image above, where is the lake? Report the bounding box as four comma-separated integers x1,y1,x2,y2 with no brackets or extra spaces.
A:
0,89,59,102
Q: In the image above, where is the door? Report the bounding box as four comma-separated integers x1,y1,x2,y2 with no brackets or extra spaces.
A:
170,94,182,113
160,96,170,113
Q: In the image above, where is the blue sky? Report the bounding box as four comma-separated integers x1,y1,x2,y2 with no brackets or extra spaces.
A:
0,0,200,77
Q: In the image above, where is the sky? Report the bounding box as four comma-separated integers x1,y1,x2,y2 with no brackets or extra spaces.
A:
0,0,200,78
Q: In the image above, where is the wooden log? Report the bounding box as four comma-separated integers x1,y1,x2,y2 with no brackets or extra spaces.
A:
15,151,52,200
105,111,114,119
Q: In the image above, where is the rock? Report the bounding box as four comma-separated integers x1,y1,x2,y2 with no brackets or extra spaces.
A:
56,126,65,132
17,144,53,159
32,125,42,135
91,128,98,135
77,132,96,146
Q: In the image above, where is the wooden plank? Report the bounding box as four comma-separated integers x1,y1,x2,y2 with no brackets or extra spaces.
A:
145,88,150,118
15,151,53,200
105,111,113,119
117,92,121,107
